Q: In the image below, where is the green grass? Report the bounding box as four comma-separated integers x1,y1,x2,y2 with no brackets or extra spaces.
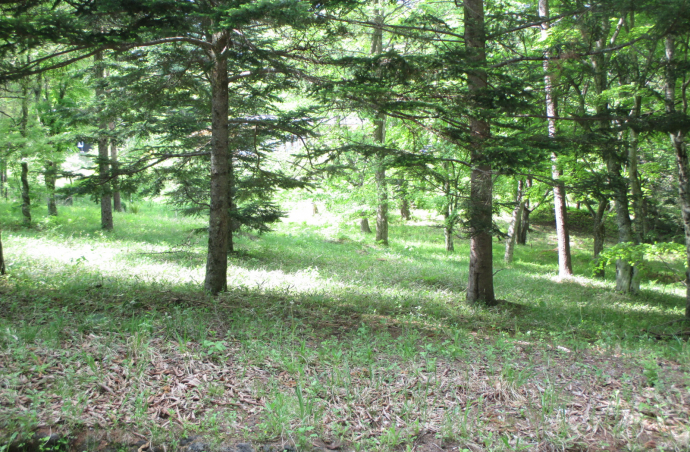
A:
1,199,689,451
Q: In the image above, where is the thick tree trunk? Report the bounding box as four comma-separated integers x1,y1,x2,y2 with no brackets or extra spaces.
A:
540,0,573,277
45,161,58,216
665,35,690,318
95,52,113,230
505,179,524,263
110,123,122,212
0,230,5,275
20,162,31,227
400,198,411,221
464,0,495,305
360,217,372,233
204,35,231,295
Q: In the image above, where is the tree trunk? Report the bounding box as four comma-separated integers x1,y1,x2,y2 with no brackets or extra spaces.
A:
400,198,411,221
464,0,495,305
592,199,607,278
505,179,524,263
540,0,573,277
45,160,58,216
517,178,532,245
20,162,31,227
110,123,122,212
374,120,388,245
628,96,646,242
0,158,7,200
228,161,237,253
588,17,637,293
0,230,5,275
360,217,372,233
609,154,639,293
665,35,690,318
204,34,231,295
444,177,454,252
371,10,388,246
95,52,113,230
444,207,454,252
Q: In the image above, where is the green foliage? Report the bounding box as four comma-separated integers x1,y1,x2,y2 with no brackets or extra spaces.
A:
594,241,687,278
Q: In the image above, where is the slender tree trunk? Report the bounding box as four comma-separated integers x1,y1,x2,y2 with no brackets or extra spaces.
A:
589,19,637,293
540,0,573,277
464,0,495,305
45,161,58,216
665,35,690,318
95,52,113,230
444,208,454,252
628,96,646,242
592,199,607,277
0,230,5,275
606,153,639,293
505,179,524,263
228,160,237,253
517,177,532,245
204,34,231,295
20,162,31,227
360,217,372,233
19,78,30,225
400,198,411,221
109,123,122,212
444,176,454,252
0,158,6,200
373,115,388,245
371,8,388,246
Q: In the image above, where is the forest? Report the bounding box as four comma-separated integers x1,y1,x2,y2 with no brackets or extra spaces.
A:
1,0,690,451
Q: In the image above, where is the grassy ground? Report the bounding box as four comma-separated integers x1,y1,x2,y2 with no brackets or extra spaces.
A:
1,199,689,451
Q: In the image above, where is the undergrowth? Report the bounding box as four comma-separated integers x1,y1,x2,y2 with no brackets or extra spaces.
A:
0,199,689,451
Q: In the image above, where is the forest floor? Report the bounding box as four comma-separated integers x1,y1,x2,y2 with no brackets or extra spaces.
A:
1,200,689,452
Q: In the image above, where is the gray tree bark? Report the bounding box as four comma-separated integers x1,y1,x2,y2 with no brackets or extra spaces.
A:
540,0,573,277
665,35,690,318
400,198,411,221
95,52,113,230
0,158,6,200
45,160,58,216
371,6,388,246
360,217,372,233
517,177,532,245
628,96,647,242
464,0,495,305
586,199,608,278
505,179,524,263
20,162,31,227
590,19,638,293
109,123,122,212
204,31,231,295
